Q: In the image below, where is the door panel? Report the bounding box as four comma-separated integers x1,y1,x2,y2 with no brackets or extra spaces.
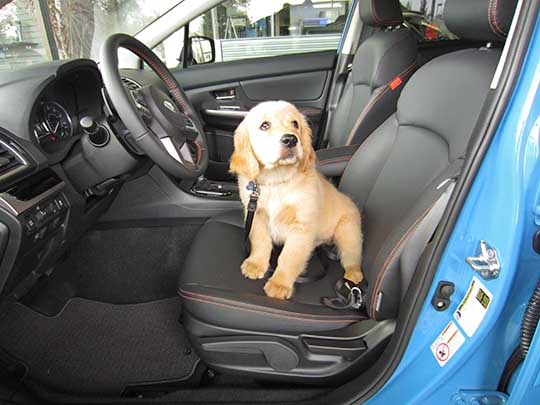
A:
173,51,336,180
240,71,328,101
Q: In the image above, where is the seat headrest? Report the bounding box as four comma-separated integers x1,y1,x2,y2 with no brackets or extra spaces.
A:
445,0,518,42
359,0,403,27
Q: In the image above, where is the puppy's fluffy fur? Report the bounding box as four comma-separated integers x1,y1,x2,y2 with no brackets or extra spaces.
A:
231,101,364,300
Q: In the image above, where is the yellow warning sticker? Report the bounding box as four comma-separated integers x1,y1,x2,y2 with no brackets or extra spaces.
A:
454,276,492,337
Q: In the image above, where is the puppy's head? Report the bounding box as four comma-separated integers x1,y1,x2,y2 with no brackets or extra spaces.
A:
230,101,315,179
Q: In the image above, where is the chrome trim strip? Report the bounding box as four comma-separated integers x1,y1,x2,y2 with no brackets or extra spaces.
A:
0,182,65,216
203,109,248,118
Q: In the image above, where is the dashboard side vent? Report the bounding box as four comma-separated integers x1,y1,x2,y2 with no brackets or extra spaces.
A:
0,140,29,180
121,77,143,91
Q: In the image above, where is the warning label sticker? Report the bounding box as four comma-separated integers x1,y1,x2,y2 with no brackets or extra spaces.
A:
430,320,465,367
454,276,492,337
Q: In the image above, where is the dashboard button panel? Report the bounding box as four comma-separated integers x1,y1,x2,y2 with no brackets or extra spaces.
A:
23,193,69,241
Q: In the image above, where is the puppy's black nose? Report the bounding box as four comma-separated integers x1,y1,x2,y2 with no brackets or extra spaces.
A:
281,134,298,148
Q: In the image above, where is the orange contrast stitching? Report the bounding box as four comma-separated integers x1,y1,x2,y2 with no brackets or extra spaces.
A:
179,289,366,323
369,200,438,319
345,61,416,146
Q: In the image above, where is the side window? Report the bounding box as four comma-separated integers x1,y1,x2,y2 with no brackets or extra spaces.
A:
400,0,458,41
159,0,352,68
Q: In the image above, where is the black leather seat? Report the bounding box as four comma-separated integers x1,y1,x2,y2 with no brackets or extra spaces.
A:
325,0,418,148
179,0,516,382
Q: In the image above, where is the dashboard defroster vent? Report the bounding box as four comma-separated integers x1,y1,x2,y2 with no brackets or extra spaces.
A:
121,77,143,91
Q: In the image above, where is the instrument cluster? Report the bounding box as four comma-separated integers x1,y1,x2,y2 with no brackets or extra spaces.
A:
33,101,74,148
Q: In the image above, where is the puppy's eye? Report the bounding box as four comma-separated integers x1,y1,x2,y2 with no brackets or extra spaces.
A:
260,121,271,131
292,120,299,129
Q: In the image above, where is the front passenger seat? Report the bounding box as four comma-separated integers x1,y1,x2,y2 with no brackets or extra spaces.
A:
324,0,418,148
178,0,516,383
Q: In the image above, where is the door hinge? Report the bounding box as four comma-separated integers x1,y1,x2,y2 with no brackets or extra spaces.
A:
451,390,508,405
466,240,500,280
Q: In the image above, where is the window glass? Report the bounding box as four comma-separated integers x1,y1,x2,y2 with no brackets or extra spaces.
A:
0,0,184,72
401,0,458,41
159,0,352,68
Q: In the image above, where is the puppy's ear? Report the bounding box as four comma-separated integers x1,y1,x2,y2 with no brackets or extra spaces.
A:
299,114,316,172
230,120,260,179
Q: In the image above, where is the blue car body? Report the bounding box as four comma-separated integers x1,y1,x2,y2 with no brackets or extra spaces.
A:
369,9,540,405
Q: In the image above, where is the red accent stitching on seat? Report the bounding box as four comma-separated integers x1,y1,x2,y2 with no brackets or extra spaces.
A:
488,0,507,39
492,0,508,36
178,288,366,321
369,200,438,319
178,290,366,323
318,156,352,165
345,61,416,146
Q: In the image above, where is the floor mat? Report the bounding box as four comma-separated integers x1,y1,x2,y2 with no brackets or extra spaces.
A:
44,225,202,305
0,297,199,396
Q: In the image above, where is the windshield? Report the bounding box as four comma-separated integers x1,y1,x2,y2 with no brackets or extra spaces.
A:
0,0,183,71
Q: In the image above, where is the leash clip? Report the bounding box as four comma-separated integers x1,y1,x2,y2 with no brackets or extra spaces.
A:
246,180,259,196
348,285,363,309
246,181,259,212
322,279,367,311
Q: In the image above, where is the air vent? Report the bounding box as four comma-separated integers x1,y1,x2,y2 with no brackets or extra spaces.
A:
121,77,143,91
0,140,28,180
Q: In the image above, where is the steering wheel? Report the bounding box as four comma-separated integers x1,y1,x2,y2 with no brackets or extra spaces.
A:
100,33,208,179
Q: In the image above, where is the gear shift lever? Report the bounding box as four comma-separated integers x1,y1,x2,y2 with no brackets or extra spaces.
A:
191,175,232,197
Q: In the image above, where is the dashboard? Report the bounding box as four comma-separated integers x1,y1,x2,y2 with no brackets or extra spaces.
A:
0,59,149,297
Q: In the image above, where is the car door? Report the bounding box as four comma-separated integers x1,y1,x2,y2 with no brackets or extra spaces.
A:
153,0,353,180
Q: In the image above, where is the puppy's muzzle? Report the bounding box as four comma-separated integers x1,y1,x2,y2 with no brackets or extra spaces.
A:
281,134,298,149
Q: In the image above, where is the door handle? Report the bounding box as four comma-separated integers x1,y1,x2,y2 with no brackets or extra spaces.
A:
215,89,237,100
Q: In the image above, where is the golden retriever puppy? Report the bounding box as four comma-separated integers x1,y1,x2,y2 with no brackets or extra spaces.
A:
230,101,364,300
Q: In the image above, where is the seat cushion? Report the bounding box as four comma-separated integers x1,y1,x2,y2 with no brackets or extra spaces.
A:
178,211,367,334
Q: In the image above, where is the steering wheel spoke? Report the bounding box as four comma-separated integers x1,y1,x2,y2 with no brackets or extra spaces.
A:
100,33,208,179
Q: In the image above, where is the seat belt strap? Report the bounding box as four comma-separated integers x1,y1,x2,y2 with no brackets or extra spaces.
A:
244,181,259,241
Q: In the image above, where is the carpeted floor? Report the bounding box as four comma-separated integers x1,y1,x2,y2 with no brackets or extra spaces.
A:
25,225,202,312
0,297,199,396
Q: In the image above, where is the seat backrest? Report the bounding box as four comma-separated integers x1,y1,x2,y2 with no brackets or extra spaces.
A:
327,0,418,148
339,0,517,320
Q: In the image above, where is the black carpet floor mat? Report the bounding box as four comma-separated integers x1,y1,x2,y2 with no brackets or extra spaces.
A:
28,225,202,308
0,297,199,396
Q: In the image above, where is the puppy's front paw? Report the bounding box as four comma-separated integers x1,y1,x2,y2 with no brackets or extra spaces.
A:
241,259,267,280
344,265,364,284
264,277,293,300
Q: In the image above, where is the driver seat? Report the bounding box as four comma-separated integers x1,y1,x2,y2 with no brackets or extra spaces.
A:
178,0,515,382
